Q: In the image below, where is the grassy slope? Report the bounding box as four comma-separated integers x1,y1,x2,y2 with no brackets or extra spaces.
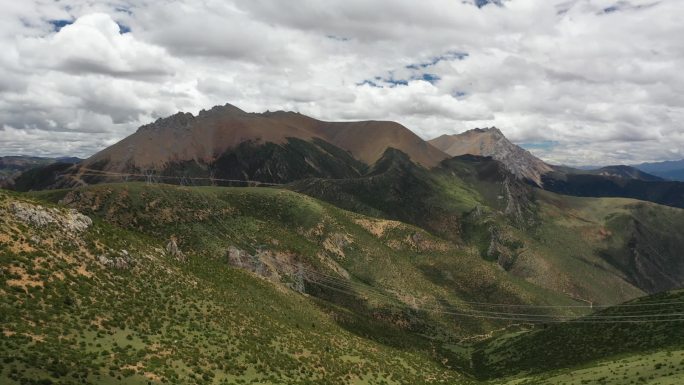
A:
1,183,588,384
497,348,684,385
293,153,684,306
3,183,684,384
532,191,684,296
1,187,471,385
473,289,684,383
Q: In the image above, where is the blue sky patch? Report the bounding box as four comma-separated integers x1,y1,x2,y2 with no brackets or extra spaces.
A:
406,51,468,69
385,78,409,86
474,0,503,9
49,19,73,32
117,22,131,33
415,73,440,84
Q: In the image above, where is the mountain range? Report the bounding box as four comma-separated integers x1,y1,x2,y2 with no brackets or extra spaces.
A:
0,155,80,180
3,103,684,384
11,104,684,211
71,104,446,185
633,159,684,181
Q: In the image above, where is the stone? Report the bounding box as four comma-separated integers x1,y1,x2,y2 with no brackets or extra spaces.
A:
166,238,185,262
10,201,92,233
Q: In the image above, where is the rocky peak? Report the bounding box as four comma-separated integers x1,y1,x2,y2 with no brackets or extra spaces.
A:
136,103,248,134
197,103,247,118
137,111,195,133
429,127,552,186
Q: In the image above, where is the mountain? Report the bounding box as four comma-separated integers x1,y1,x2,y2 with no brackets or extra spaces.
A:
589,165,663,181
4,108,684,383
294,151,684,298
541,170,684,209
60,104,447,188
554,164,664,181
635,159,684,181
0,155,80,180
429,127,553,186
427,127,684,210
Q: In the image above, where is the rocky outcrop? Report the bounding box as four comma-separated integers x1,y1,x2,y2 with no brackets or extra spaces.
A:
165,238,186,262
10,201,92,233
483,225,525,271
97,250,136,270
225,246,305,292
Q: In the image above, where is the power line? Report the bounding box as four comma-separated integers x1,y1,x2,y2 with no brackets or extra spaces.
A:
305,278,684,324
96,182,684,324
298,265,684,321
74,168,284,186
277,257,684,312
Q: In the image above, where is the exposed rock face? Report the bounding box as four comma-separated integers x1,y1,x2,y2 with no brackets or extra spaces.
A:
485,226,519,271
98,250,136,270
165,238,186,262
429,127,552,186
226,246,265,274
225,246,305,292
10,202,92,232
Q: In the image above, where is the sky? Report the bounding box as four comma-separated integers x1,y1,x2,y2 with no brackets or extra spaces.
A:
1,0,683,166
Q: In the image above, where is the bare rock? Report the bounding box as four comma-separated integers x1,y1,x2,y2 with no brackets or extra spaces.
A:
10,201,91,233
166,238,185,262
98,251,136,270
225,245,305,293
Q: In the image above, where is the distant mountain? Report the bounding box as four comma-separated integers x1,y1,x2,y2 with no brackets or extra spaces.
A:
585,165,663,182
8,106,684,215
562,164,663,182
0,156,81,190
49,103,447,187
428,128,684,210
429,127,553,186
634,159,684,181
0,155,80,178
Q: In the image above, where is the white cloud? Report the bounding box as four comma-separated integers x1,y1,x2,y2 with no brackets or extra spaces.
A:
19,13,177,79
0,0,683,166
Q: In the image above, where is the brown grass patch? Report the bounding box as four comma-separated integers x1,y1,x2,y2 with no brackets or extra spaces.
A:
354,218,401,238
6,265,44,289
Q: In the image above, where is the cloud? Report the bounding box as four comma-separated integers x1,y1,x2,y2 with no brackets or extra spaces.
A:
20,13,176,80
0,0,682,166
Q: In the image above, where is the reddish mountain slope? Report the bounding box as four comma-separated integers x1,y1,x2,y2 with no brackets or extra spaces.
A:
82,104,448,172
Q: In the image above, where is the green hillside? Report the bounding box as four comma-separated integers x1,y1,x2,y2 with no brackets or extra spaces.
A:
473,290,684,383
293,153,684,305
3,182,684,384
2,182,588,385
2,186,472,384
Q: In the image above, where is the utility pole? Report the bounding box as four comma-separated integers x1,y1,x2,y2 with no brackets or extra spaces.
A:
145,170,155,185
295,262,305,293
